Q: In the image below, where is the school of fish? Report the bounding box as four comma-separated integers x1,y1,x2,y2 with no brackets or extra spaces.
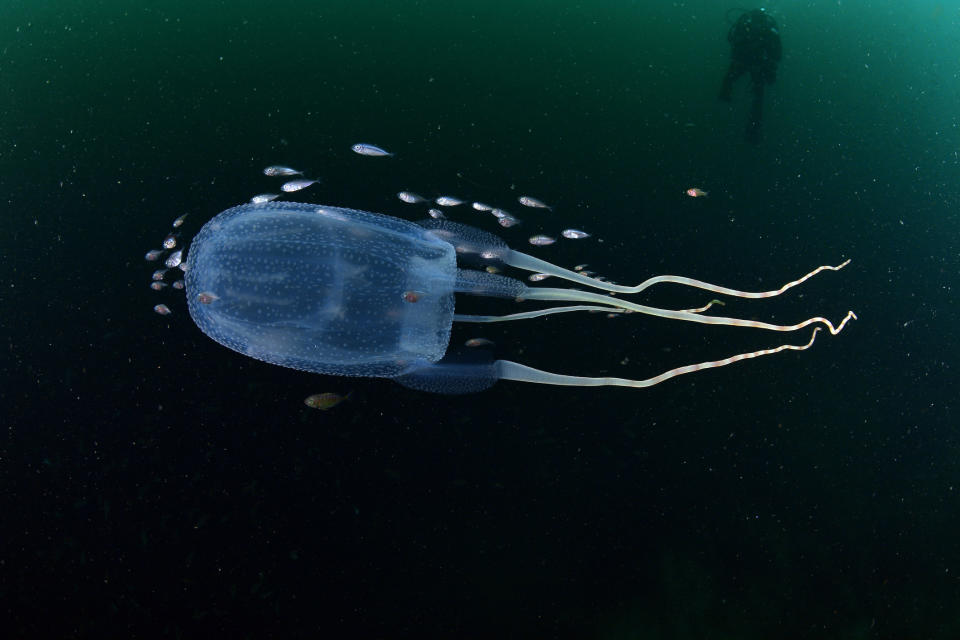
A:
145,141,695,399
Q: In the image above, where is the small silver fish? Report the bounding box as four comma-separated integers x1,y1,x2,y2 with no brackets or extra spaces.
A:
472,202,493,211
465,338,495,347
171,280,185,290
263,165,303,177
171,214,188,228
164,250,183,268
153,304,172,315
197,291,219,304
162,233,177,249
573,264,589,271
351,143,394,157
281,179,318,193
144,249,165,262
561,229,590,239
528,273,551,282
427,208,446,219
528,235,556,246
150,282,167,291
397,191,427,204
435,196,465,206
250,193,279,204
151,269,168,281
519,196,552,210
497,215,520,228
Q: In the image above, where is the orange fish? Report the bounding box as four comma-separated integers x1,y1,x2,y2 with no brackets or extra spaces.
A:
685,188,708,198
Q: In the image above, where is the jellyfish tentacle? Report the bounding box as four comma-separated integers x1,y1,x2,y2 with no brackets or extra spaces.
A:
521,287,856,335
454,305,625,323
504,249,852,298
633,259,853,299
495,326,844,389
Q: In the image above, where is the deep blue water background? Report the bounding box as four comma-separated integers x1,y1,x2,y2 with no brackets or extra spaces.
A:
2,1,958,637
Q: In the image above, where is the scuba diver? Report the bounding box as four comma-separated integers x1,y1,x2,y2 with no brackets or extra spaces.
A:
719,8,781,144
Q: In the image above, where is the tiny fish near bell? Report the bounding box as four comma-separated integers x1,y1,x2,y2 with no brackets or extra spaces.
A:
263,165,303,177
397,191,428,204
518,196,552,210
304,392,349,410
528,235,556,246
164,250,183,268
465,338,495,347
685,187,708,198
561,229,590,239
250,193,279,204
351,143,394,157
281,179,318,193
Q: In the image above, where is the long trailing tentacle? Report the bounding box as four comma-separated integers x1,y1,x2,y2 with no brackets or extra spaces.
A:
496,325,853,389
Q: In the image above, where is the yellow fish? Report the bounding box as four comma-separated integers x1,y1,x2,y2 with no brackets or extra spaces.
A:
304,392,349,410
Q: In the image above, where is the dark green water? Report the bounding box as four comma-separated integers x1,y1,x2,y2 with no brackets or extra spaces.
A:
2,1,958,637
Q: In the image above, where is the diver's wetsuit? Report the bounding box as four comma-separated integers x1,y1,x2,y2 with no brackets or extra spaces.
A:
719,9,781,144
